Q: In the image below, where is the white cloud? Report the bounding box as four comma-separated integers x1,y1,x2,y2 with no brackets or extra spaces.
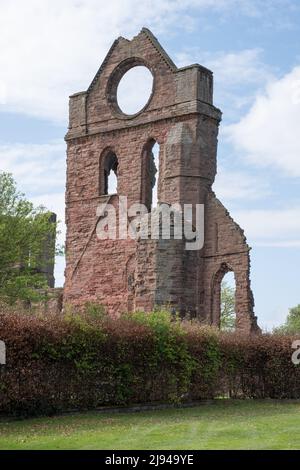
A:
214,167,271,201
0,0,292,123
0,140,66,196
176,48,275,117
0,140,66,236
0,0,223,122
177,48,273,86
233,206,300,246
225,66,300,176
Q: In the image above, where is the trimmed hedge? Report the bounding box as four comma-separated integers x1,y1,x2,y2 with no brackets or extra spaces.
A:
0,307,300,416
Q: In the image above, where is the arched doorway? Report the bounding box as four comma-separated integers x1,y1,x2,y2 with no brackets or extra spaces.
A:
220,271,236,331
211,262,236,330
99,149,118,195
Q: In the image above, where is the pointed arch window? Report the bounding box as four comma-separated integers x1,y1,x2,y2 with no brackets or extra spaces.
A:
141,139,160,210
100,150,118,195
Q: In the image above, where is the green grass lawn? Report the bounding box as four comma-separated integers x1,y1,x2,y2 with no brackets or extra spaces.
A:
0,400,300,450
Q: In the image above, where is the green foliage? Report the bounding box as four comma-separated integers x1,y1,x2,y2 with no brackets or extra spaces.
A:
1,305,300,417
220,281,236,331
0,172,58,304
125,309,182,358
274,304,300,335
203,336,221,380
83,301,107,319
123,309,196,402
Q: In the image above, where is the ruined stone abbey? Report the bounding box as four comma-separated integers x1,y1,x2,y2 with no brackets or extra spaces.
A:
63,28,259,334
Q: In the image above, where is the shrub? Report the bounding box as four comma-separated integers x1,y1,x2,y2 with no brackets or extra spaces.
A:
0,306,300,416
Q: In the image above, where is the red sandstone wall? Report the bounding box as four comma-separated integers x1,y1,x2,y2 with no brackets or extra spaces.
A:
64,28,259,333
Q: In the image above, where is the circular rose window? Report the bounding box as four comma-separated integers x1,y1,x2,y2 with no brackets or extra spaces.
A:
116,66,153,116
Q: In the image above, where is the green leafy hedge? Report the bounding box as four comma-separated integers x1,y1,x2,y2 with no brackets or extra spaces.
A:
0,306,300,416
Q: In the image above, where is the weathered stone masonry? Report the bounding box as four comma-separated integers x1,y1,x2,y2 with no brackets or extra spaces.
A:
64,28,260,334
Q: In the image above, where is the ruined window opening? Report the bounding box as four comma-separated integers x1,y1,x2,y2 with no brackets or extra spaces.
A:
116,66,153,115
141,139,160,210
212,263,236,331
152,142,159,208
220,271,236,332
101,151,118,195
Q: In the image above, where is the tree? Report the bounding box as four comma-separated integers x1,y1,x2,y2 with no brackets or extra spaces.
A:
0,172,58,305
274,304,300,335
220,281,236,331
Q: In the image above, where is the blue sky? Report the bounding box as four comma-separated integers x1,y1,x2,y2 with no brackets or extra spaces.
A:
1,0,300,330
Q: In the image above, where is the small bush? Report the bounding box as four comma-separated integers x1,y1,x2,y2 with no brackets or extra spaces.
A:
0,306,300,417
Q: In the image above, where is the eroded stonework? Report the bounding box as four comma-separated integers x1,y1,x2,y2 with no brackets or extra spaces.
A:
64,28,260,334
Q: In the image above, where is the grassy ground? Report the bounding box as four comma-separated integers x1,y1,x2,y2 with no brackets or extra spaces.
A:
0,400,300,450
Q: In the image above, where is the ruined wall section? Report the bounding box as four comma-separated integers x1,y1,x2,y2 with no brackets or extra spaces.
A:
64,28,220,314
134,210,190,314
202,191,260,333
64,28,259,333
